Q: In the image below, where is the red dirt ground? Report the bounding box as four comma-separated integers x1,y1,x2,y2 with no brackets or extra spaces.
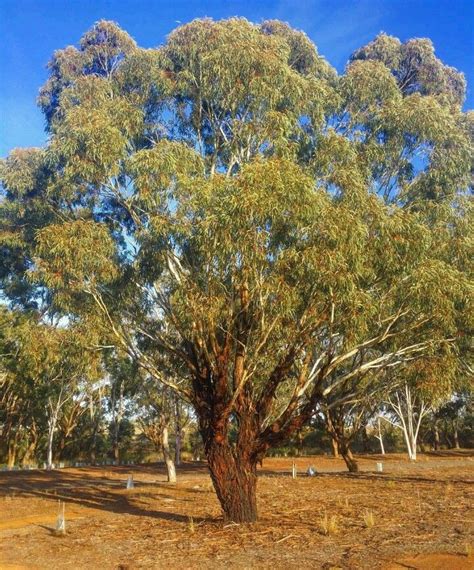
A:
0,451,472,569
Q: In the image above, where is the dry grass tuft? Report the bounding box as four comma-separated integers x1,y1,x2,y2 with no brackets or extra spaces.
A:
363,509,375,528
336,496,350,509
320,512,338,535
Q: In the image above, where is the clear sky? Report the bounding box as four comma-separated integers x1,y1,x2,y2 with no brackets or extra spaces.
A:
1,0,473,157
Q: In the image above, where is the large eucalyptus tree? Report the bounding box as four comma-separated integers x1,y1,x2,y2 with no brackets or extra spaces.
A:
1,19,472,521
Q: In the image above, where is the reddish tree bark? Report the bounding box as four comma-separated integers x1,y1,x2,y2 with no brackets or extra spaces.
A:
206,439,258,523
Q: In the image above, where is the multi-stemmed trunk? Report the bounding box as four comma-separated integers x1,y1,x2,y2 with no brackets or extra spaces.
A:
197,382,261,523
203,414,259,523
207,440,258,523
386,384,431,462
325,411,359,473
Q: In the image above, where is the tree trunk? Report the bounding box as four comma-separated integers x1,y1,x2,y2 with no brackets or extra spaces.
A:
46,419,55,470
402,428,416,460
443,420,453,449
340,444,359,473
453,422,460,449
112,431,120,465
111,380,124,465
175,429,182,466
22,423,38,466
362,426,370,453
433,424,440,450
22,440,36,466
7,432,19,469
56,410,82,461
206,440,258,523
387,386,429,462
377,417,385,455
161,425,177,483
90,428,97,464
331,436,339,458
89,385,103,465
296,430,304,456
174,401,182,466
197,377,259,524
57,436,66,461
46,392,66,470
90,412,102,464
325,412,358,472
111,414,121,464
7,447,16,469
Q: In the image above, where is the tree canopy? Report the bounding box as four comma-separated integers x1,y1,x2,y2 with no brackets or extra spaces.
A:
1,18,472,522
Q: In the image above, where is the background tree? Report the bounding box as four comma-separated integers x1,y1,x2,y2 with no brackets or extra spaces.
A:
321,395,379,472
382,353,459,460
435,398,464,449
104,354,141,465
134,376,179,483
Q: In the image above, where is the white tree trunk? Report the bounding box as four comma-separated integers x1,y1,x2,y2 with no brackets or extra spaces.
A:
385,384,430,462
162,425,177,483
47,407,58,470
46,391,64,470
376,417,385,455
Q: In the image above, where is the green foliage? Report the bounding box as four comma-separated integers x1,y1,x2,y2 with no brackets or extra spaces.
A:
0,18,472,481
35,220,118,292
38,20,137,126
350,33,466,108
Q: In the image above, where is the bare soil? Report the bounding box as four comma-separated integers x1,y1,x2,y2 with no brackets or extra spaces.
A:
0,451,472,569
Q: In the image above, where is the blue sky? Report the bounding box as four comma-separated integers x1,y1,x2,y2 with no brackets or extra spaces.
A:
1,0,473,157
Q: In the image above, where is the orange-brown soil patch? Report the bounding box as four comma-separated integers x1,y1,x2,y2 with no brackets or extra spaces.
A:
0,451,472,569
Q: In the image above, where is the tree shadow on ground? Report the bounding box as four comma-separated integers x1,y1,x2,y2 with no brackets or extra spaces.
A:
424,449,473,458
0,462,213,524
